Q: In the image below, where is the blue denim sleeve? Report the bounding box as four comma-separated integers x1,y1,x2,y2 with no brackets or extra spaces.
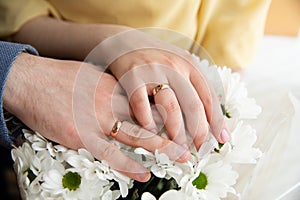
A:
0,41,38,148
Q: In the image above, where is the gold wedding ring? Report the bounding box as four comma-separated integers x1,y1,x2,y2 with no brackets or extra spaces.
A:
152,84,170,96
110,120,122,137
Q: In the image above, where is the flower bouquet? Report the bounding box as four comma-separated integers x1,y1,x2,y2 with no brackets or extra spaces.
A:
12,57,262,200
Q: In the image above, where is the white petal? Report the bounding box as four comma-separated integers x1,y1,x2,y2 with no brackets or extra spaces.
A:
31,141,46,152
54,144,68,152
78,148,94,161
102,190,113,200
151,165,166,178
118,180,129,197
134,148,154,157
156,153,170,165
65,155,84,168
111,169,131,183
42,170,63,191
141,192,157,200
166,166,182,175
159,190,192,200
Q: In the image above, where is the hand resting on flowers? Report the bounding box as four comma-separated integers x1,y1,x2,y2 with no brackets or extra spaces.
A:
13,16,230,151
3,53,191,182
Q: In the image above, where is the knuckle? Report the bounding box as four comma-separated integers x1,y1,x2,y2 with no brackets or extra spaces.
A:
96,90,111,106
62,120,77,138
131,95,147,111
165,101,180,115
101,144,118,160
130,95,153,128
126,124,144,142
166,55,190,74
139,117,153,129
102,89,113,101
189,99,203,113
156,137,170,150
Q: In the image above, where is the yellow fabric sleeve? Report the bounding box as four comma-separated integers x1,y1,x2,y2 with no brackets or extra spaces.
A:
195,0,271,70
0,0,271,69
0,0,60,39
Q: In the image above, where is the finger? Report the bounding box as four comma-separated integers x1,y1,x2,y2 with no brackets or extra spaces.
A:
111,92,134,121
184,98,209,149
190,68,229,143
161,52,228,144
152,85,187,146
169,77,209,149
115,95,163,125
129,86,158,133
182,85,209,149
84,135,151,182
113,121,190,162
150,106,164,125
110,83,164,125
95,88,188,163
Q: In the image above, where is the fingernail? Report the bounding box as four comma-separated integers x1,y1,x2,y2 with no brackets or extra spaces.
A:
137,172,151,182
150,128,158,134
220,129,230,142
177,146,190,162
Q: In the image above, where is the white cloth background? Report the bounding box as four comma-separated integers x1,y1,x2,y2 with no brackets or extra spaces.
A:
239,35,300,200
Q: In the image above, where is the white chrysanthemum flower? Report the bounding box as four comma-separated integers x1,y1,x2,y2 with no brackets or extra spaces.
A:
219,122,262,164
141,152,238,200
183,157,238,200
65,148,130,198
12,142,35,176
194,58,224,98
23,130,69,162
216,67,262,120
11,142,57,199
171,139,216,187
17,173,42,200
134,148,183,179
193,56,261,121
141,190,194,200
23,130,55,155
41,162,107,200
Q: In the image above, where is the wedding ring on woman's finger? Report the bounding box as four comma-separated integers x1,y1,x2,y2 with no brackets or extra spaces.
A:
152,83,171,96
110,120,122,137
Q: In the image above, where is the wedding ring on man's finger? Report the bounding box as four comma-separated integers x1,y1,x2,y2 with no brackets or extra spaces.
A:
152,84,171,96
110,120,122,137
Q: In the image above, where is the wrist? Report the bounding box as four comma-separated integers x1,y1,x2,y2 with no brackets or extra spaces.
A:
3,53,36,116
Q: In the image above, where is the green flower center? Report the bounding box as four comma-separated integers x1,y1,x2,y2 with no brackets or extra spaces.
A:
62,172,81,191
221,104,231,118
192,172,208,190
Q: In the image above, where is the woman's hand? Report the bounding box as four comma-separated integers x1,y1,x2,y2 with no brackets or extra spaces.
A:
3,53,190,182
88,29,230,149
